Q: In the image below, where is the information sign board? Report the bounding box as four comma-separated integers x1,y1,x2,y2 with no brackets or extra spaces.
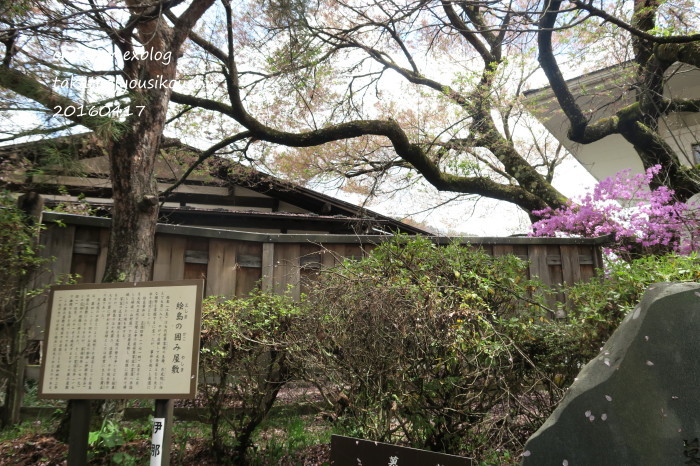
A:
39,280,203,399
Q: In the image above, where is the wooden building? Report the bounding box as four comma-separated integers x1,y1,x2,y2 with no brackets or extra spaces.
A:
2,135,610,351
0,134,429,235
28,212,609,340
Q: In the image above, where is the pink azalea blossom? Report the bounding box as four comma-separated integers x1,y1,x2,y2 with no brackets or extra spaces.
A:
530,165,700,257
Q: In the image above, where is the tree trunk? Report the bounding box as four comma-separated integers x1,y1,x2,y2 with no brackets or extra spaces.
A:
57,2,179,439
101,131,161,283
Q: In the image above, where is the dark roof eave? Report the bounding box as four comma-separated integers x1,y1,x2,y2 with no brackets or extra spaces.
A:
42,211,614,246
158,206,404,225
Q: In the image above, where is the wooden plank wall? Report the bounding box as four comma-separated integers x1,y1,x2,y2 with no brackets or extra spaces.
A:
493,243,598,308
26,224,75,340
28,224,604,343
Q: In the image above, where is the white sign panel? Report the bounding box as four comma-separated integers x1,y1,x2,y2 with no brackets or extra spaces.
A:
150,417,166,465
39,280,203,399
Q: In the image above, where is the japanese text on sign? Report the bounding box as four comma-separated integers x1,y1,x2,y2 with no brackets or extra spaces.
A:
39,280,203,399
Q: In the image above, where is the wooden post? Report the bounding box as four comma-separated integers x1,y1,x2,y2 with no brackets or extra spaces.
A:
261,243,274,292
152,399,174,465
67,399,90,466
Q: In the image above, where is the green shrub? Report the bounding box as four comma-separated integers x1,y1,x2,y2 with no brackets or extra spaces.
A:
199,290,301,464
0,191,45,316
297,236,557,459
297,238,700,462
0,191,47,417
563,253,700,350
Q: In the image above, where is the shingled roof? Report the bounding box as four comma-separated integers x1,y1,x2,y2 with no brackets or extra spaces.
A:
0,133,431,235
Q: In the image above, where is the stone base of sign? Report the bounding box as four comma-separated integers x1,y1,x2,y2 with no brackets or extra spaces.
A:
521,282,700,465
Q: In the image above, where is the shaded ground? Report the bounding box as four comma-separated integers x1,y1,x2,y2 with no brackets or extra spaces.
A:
0,384,332,465
279,444,331,466
0,433,331,465
0,434,67,465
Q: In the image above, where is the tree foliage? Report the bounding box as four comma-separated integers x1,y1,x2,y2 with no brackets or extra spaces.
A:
170,0,570,214
1,0,698,256
166,0,699,216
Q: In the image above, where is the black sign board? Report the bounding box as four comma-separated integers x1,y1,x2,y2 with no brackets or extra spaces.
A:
330,435,471,466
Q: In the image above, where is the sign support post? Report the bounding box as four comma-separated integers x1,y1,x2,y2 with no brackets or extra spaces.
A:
67,399,90,466
152,399,174,465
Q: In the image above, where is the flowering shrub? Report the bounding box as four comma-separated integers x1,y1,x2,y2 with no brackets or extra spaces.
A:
531,165,699,257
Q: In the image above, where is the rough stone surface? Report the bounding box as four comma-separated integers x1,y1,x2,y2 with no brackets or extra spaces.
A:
521,282,700,466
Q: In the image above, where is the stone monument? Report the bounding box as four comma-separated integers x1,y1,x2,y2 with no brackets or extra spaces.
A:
522,282,700,465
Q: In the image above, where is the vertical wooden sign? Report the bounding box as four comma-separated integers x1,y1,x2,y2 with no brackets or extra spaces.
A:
330,435,471,465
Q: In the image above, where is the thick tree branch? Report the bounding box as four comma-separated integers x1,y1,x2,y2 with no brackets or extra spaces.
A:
537,0,620,144
571,0,700,44
441,1,494,63
538,0,587,137
171,93,551,212
171,0,216,49
665,97,700,113
655,41,700,68
0,66,113,130
178,19,228,62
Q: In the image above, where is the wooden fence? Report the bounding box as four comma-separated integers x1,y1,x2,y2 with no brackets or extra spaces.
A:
26,212,610,342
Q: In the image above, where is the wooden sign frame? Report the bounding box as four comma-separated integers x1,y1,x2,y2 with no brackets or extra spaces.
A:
39,280,203,399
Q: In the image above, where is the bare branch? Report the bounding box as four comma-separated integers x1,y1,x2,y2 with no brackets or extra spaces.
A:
159,131,252,198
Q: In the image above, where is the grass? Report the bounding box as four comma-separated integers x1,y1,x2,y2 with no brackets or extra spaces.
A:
21,380,64,409
0,418,56,443
250,414,333,465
